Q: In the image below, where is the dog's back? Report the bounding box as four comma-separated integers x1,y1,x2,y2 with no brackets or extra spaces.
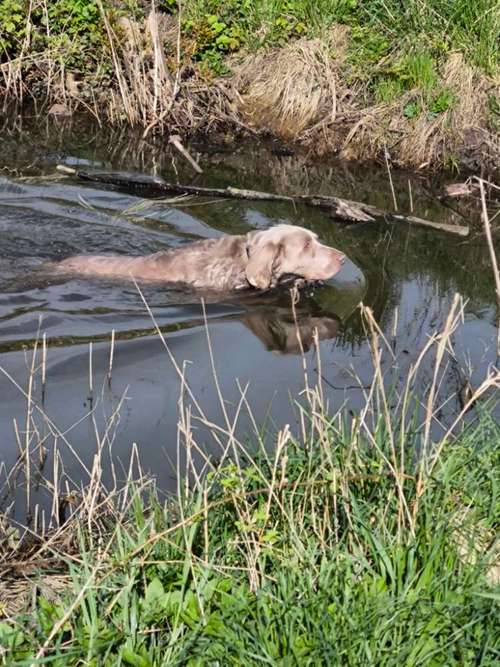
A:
57,235,249,289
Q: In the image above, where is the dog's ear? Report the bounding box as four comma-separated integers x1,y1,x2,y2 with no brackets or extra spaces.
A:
245,232,282,289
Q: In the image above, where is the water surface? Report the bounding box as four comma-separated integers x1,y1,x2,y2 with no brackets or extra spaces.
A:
0,117,498,526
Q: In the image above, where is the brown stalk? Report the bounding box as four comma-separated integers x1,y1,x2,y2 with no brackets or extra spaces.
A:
476,177,500,357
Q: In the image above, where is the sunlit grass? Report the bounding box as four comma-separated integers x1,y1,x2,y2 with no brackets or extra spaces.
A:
181,0,499,74
0,408,498,664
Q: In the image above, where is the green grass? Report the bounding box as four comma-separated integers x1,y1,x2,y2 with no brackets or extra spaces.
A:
1,1,497,75
177,0,499,74
1,404,498,665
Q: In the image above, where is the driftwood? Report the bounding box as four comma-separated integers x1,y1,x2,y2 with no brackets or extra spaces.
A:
168,134,203,174
57,167,469,236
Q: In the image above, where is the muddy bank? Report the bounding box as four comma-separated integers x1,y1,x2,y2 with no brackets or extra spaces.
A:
1,6,498,175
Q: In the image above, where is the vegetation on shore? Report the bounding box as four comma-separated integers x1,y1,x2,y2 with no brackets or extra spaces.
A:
0,1,498,171
0,299,499,665
1,413,499,665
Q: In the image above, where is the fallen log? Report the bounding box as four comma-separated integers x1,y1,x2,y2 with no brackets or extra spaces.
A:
57,166,470,236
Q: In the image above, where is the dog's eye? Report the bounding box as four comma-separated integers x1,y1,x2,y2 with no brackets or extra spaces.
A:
304,239,311,251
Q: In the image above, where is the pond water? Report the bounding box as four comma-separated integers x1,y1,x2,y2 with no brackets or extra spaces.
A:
0,117,498,526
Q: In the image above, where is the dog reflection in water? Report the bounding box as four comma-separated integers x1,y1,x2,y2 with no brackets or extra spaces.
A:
242,307,340,354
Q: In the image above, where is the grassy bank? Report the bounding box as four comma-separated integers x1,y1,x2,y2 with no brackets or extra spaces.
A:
1,300,499,665
0,410,499,664
0,1,498,171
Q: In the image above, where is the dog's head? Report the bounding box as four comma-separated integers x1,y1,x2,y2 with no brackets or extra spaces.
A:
245,224,345,290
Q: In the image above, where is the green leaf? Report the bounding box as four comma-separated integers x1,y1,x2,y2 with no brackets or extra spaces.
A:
0,622,25,648
121,647,152,667
471,590,500,602
144,577,164,605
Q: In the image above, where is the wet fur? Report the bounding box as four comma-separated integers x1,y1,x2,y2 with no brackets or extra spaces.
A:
57,224,345,291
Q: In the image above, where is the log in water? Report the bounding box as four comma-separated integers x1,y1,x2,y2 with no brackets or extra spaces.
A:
57,166,470,237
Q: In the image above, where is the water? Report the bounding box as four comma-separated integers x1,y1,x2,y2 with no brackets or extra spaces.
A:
0,117,498,525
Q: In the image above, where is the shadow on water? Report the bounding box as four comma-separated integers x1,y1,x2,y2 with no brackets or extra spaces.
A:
0,116,498,525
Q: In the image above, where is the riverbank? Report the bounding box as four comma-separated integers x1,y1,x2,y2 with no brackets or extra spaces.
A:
1,299,499,664
1,1,498,173
1,405,499,664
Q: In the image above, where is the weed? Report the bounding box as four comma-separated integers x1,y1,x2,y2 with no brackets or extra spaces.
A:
395,51,438,93
375,77,404,103
184,11,243,73
0,0,26,55
348,24,391,77
429,88,456,114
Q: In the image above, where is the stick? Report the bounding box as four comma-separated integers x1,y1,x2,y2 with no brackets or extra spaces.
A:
108,329,115,386
41,333,47,404
168,134,203,174
384,145,398,211
58,166,470,236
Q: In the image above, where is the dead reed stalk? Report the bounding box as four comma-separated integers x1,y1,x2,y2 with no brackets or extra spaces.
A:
476,177,500,356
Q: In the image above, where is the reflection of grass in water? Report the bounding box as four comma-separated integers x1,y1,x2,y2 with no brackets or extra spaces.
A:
0,321,185,354
341,221,500,334
0,297,498,663
313,280,366,319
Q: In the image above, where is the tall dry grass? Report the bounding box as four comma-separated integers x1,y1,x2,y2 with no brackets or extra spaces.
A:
2,2,498,171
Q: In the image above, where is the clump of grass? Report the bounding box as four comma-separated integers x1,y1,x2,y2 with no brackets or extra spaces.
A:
0,296,499,664
232,37,340,138
340,51,496,170
0,408,498,664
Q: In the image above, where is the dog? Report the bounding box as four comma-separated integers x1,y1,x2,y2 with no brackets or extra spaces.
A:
57,224,346,291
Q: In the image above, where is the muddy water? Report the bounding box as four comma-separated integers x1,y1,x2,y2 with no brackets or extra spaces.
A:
0,118,498,524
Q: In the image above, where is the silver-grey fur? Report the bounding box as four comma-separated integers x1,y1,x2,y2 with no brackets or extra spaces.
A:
57,224,345,291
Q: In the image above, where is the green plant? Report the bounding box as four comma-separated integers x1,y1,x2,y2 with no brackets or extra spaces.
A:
429,88,456,114
43,0,107,68
392,51,438,93
375,76,404,103
404,100,422,118
348,24,391,75
0,0,27,57
161,0,178,12
183,9,244,73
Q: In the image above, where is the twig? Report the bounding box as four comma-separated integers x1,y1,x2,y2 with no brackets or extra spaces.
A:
384,145,398,211
168,134,203,174
108,329,115,386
